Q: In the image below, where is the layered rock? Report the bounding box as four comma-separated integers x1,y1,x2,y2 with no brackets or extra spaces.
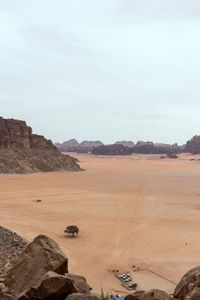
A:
0,117,81,173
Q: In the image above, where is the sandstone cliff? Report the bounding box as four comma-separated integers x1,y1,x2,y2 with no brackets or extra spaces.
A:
0,117,81,173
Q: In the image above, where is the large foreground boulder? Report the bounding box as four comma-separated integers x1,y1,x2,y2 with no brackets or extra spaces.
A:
174,266,200,299
66,293,101,300
0,292,14,300
125,289,172,300
5,235,68,297
17,271,90,300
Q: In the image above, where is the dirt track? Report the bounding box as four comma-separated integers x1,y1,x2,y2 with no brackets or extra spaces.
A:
0,153,200,294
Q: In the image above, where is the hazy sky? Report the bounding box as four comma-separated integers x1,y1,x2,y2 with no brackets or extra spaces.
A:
1,0,200,144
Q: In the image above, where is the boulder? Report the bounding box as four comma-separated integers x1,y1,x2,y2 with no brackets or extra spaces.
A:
0,292,14,300
64,274,90,294
17,271,87,300
5,235,68,297
125,291,146,300
174,266,200,299
125,289,172,300
65,293,101,300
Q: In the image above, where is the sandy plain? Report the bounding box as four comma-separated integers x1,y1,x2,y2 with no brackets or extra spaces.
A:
1,153,200,295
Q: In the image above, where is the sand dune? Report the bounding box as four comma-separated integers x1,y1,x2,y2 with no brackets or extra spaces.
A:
0,153,200,295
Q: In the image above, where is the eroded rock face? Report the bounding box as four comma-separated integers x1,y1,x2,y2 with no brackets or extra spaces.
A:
17,271,79,300
125,289,172,300
0,117,55,150
0,117,81,173
174,266,200,300
5,235,68,297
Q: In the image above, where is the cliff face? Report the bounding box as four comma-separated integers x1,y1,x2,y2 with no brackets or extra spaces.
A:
0,117,56,151
0,117,81,173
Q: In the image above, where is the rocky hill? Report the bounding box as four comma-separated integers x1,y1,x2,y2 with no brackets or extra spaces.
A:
115,141,135,148
132,141,183,154
0,117,81,173
55,139,104,153
185,135,200,154
55,139,185,156
92,144,133,155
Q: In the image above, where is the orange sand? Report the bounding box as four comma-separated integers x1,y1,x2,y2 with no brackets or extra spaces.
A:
1,153,200,295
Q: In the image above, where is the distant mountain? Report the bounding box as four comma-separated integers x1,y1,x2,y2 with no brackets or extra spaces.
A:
115,141,135,147
132,141,184,154
55,139,187,155
185,135,200,154
55,140,104,153
92,144,133,155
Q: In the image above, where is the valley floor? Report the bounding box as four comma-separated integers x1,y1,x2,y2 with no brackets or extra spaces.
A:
0,153,200,295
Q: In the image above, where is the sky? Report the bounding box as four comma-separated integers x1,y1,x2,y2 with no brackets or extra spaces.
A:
1,0,200,144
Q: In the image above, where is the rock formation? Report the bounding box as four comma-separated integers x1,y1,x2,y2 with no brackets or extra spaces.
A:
125,289,172,300
185,135,200,154
92,144,133,155
1,232,95,300
1,227,200,300
55,140,104,153
133,141,183,155
174,266,200,300
0,117,81,173
5,235,68,296
115,141,135,148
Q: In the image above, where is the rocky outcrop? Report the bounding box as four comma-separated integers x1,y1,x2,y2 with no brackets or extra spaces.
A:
1,232,92,300
92,144,133,155
5,235,68,297
0,117,81,173
0,117,55,150
133,142,183,155
115,141,135,148
125,289,172,300
174,266,200,300
0,226,27,277
17,271,90,300
66,293,101,300
185,136,200,154
55,140,104,153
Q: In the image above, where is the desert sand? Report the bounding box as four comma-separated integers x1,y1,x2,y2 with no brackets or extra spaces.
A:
1,153,200,295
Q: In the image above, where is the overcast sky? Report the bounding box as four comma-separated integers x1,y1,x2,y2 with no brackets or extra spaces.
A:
1,0,200,144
